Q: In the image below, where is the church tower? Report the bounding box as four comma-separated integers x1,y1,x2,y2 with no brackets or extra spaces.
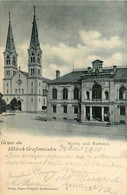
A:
28,6,42,78
3,12,18,79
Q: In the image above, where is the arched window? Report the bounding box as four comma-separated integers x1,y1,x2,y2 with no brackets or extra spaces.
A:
33,57,35,62
52,88,57,99
74,88,79,100
63,88,68,100
6,55,10,65
86,91,89,99
92,84,102,100
15,89,17,94
31,53,35,63
105,91,109,100
37,57,40,63
31,68,35,75
119,87,126,100
37,54,40,63
12,56,16,65
6,70,10,76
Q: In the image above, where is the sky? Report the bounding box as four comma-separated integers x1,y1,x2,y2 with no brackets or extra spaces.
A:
0,1,127,92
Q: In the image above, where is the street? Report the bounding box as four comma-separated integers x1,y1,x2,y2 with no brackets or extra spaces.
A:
0,112,126,141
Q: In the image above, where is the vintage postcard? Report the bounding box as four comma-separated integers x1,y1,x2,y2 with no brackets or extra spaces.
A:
0,1,127,195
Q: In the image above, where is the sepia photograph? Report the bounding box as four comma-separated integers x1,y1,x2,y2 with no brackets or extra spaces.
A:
0,1,127,195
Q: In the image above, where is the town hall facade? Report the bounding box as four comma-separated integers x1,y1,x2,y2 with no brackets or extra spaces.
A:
47,60,127,125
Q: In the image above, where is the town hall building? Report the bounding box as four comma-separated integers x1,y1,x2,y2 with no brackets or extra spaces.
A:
47,60,127,125
3,7,50,112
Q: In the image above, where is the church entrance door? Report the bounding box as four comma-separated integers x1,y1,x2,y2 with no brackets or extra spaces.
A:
17,100,22,111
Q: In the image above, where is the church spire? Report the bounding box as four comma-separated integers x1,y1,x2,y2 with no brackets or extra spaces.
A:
5,12,16,53
29,6,41,50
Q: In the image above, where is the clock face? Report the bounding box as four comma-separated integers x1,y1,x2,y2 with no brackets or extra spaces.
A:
17,79,22,86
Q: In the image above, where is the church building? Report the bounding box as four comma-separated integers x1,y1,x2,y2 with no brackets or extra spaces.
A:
3,7,50,112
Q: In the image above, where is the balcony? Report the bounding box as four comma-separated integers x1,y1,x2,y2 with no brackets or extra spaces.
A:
116,98,126,104
49,98,79,104
83,98,109,103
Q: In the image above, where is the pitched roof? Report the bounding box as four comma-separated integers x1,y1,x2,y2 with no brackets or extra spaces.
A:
5,13,16,53
114,68,127,79
92,59,103,63
42,77,51,83
49,67,127,84
20,71,28,76
49,71,85,84
29,7,41,51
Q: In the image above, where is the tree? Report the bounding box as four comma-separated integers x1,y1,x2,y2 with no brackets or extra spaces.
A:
10,98,18,112
0,98,7,114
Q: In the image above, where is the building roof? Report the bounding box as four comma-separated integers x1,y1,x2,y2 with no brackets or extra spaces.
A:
92,59,103,63
49,67,127,84
5,12,16,53
19,70,51,83
20,70,28,76
114,68,127,80
49,71,85,84
29,6,41,51
42,77,51,83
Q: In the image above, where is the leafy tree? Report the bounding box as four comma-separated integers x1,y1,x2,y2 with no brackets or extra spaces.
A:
0,98,7,114
10,98,18,111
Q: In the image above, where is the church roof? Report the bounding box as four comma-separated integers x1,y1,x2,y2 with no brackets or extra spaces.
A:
20,71,28,76
5,12,16,53
29,6,41,51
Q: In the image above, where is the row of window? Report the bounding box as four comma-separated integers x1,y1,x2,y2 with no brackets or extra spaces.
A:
52,88,79,100
31,98,45,105
52,105,125,116
6,71,16,76
30,53,40,63
7,88,46,95
52,85,126,100
53,105,78,114
85,90,109,100
31,89,46,94
15,89,24,94
31,56,40,63
6,55,16,65
30,68,41,75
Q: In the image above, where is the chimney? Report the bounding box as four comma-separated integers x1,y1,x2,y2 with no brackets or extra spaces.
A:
56,70,60,79
113,65,117,73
